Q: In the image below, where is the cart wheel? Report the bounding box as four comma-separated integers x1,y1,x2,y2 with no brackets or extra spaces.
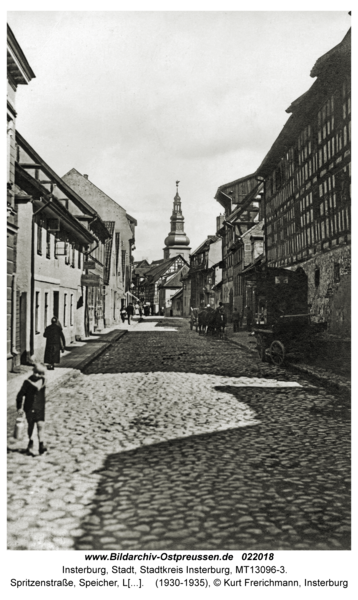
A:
270,340,286,366
256,334,267,362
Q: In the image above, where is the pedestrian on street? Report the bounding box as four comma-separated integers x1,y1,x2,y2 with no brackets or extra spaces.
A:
246,305,253,332
120,307,127,323
239,310,244,329
139,304,143,318
16,363,47,455
43,317,66,370
216,302,225,314
126,302,134,324
232,308,240,332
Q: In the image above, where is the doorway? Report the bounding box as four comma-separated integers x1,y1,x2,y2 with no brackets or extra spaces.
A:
20,292,27,364
53,291,59,319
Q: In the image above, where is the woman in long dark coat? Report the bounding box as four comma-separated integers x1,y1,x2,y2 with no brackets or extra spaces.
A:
44,317,66,370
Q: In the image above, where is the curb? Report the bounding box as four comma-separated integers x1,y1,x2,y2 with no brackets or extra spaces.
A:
285,362,351,395
73,330,128,372
7,330,128,428
226,337,350,395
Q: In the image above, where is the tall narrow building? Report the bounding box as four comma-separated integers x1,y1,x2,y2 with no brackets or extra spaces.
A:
163,181,191,261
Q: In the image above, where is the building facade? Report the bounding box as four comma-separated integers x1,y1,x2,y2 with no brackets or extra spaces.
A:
7,25,35,371
215,174,262,320
189,236,222,310
158,264,189,317
141,255,189,315
234,221,264,322
62,169,137,327
15,133,110,363
257,28,351,337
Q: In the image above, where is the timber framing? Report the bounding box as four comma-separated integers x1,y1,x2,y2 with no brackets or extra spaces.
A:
16,131,110,242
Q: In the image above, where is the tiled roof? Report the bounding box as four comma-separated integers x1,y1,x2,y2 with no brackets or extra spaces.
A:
162,265,189,288
310,28,350,78
170,288,183,302
103,221,115,285
257,29,350,179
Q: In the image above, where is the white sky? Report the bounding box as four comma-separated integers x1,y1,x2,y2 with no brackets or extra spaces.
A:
8,10,351,262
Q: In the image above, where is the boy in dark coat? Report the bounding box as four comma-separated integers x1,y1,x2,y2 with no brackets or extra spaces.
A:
43,317,66,370
16,363,47,455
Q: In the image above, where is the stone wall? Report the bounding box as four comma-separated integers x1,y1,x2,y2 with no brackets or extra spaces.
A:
301,244,351,338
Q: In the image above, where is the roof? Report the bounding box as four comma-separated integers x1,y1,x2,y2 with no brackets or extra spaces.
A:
170,288,183,302
144,255,189,283
14,176,96,247
126,213,138,226
63,168,127,213
285,88,311,114
161,265,189,288
240,254,264,275
257,29,351,179
7,24,36,84
103,222,115,285
310,28,351,78
191,235,219,257
16,132,110,242
215,172,256,197
134,259,150,268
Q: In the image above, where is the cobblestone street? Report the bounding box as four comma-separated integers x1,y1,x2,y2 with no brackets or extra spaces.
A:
7,318,350,551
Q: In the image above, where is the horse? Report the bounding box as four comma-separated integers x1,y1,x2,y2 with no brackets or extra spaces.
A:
197,307,215,334
211,310,227,338
197,308,227,338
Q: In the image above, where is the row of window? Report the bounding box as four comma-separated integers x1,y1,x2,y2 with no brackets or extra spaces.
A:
266,78,350,203
267,142,350,225
37,224,83,268
35,290,74,335
267,205,350,253
233,273,244,296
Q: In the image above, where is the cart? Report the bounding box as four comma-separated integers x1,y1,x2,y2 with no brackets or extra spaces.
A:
251,266,327,366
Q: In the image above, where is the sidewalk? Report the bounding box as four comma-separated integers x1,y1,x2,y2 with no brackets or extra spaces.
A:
7,319,140,410
226,324,351,394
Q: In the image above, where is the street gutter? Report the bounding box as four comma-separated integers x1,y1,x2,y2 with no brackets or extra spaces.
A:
226,337,350,396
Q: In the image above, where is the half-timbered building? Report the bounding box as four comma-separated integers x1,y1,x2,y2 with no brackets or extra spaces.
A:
256,28,351,336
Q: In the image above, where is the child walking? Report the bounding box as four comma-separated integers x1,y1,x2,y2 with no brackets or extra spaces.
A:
16,363,47,456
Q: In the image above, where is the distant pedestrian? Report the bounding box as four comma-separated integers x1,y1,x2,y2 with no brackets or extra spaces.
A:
239,310,244,329
120,307,127,323
16,363,47,455
246,306,253,332
232,308,240,332
43,317,66,370
126,302,134,324
139,305,143,318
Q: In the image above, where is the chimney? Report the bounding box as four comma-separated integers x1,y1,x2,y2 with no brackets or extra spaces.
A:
83,174,88,179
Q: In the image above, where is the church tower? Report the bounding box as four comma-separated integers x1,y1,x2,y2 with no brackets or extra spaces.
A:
163,181,191,261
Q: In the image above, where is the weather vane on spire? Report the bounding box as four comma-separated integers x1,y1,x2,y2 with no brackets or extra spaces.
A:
176,180,180,192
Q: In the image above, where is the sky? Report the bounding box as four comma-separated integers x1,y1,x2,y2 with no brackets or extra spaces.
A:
8,10,351,262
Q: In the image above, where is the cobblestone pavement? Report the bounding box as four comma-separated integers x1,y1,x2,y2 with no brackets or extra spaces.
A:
7,318,350,551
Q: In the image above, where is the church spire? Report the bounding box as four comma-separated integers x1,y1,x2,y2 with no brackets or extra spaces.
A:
163,181,191,260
